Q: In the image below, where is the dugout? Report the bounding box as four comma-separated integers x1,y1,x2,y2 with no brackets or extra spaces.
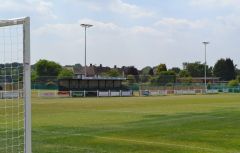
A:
58,77,127,92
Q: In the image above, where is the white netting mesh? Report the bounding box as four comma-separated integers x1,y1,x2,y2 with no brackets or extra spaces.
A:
0,24,25,153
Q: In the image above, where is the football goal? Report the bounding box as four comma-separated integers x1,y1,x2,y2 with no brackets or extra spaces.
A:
0,17,31,153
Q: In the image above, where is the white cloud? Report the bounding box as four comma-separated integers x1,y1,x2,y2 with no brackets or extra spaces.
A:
216,14,240,30
1,0,239,68
154,18,209,29
0,0,57,19
109,0,154,18
65,0,154,19
189,0,240,8
32,15,240,68
87,4,102,12
34,0,57,19
32,19,174,67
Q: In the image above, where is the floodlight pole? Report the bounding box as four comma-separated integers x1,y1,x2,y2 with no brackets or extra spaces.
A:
81,24,93,77
202,42,209,94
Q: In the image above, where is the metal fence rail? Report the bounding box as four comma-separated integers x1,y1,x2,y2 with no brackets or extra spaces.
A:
34,90,133,98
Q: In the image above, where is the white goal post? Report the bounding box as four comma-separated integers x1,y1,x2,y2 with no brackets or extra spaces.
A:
0,17,31,153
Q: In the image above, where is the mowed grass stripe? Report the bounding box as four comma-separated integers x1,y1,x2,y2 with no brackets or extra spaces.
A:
31,94,240,153
33,129,229,153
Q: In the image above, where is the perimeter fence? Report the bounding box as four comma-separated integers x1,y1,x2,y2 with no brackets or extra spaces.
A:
30,75,240,98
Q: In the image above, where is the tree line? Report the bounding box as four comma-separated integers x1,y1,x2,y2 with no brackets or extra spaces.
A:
31,58,240,85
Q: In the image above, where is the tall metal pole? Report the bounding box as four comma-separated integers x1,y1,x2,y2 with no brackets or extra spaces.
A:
84,27,87,77
203,42,209,93
81,24,93,77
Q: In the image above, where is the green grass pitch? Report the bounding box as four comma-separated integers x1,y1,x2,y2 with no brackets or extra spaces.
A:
3,94,240,153
31,94,240,153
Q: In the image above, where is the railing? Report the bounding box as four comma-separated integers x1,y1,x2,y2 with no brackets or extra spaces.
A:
34,90,133,98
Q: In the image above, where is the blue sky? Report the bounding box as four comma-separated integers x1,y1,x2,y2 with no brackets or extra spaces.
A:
0,0,239,69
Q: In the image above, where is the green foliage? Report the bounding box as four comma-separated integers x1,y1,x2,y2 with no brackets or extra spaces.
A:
151,70,176,85
124,66,139,82
180,77,193,83
169,67,181,74
74,63,82,68
35,59,62,77
236,69,240,76
213,58,236,81
105,69,120,77
31,70,38,82
141,66,153,75
228,80,239,87
58,68,74,79
237,76,240,82
127,75,136,84
184,62,211,77
139,75,152,83
179,70,190,77
156,64,167,75
139,66,153,83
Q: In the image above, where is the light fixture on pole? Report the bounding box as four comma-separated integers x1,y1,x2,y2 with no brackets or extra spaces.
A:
81,24,93,77
202,41,210,93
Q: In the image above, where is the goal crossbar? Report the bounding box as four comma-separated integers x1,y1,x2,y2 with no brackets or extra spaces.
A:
0,17,29,27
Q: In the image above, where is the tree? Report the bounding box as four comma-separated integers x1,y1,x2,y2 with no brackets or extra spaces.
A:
58,68,74,79
213,58,236,81
123,66,139,81
106,69,120,77
156,64,167,75
179,70,190,77
151,70,176,85
74,63,82,68
31,70,38,82
228,80,239,87
139,75,152,83
139,66,153,83
184,62,211,77
149,68,154,75
225,58,236,80
236,69,240,76
127,75,136,84
169,67,181,74
35,59,62,77
141,66,153,75
124,66,139,76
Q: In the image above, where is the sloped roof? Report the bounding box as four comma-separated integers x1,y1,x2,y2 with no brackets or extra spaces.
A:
74,66,95,76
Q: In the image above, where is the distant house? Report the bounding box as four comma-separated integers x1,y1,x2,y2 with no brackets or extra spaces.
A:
59,64,128,93
73,64,123,78
74,65,96,78
93,64,111,76
63,65,74,72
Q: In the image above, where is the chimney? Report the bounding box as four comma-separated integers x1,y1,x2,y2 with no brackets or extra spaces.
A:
90,63,92,67
100,64,102,68
114,65,117,69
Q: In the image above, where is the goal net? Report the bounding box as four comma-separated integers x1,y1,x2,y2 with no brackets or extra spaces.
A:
0,17,31,153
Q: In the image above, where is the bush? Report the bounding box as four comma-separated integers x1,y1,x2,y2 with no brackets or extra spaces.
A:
58,69,74,79
106,69,120,77
150,71,176,85
237,75,240,82
127,75,136,84
228,80,239,87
